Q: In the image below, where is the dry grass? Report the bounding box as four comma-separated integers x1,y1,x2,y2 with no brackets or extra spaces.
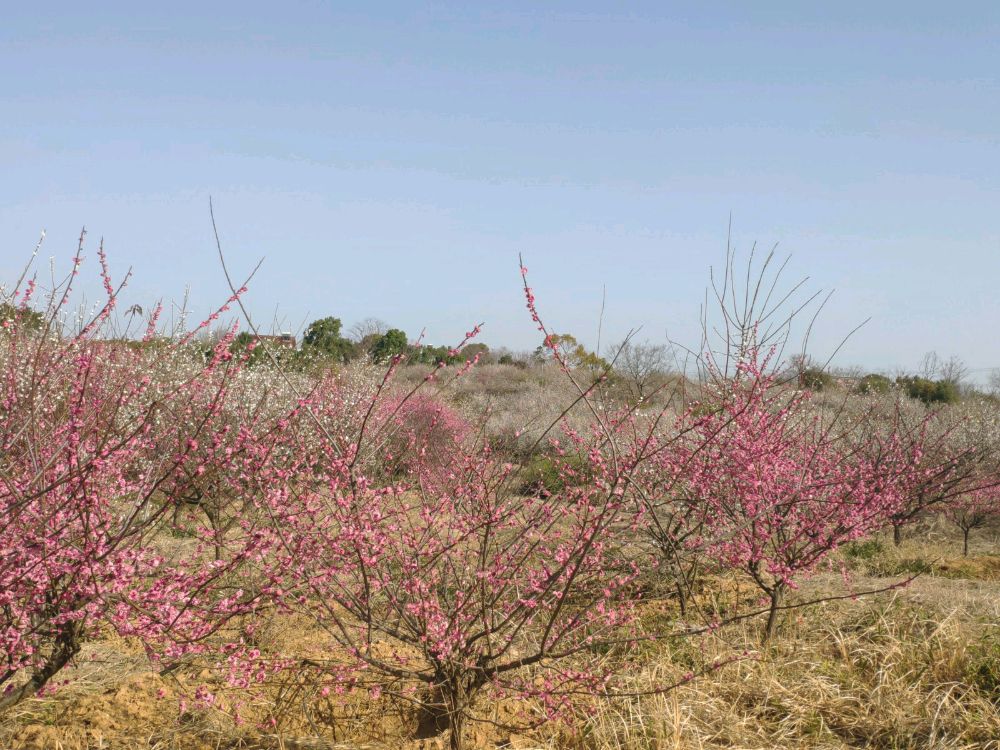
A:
583,583,1000,749
3,512,999,750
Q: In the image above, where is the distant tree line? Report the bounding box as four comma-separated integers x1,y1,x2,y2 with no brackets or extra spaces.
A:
12,294,986,409
795,349,972,405
228,315,492,368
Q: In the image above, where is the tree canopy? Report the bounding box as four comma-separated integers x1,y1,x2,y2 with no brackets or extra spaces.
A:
368,328,408,364
302,317,355,362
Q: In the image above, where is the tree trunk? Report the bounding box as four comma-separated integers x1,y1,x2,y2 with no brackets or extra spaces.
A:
963,528,970,557
415,693,448,739
893,523,902,546
415,679,468,750
449,709,465,750
204,503,223,561
448,678,468,750
675,578,687,617
762,586,784,644
0,625,80,713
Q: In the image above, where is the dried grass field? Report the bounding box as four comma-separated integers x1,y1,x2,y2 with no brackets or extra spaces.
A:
3,528,998,750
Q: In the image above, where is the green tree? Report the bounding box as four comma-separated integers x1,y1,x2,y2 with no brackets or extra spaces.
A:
0,303,44,334
228,331,268,367
409,344,460,366
369,328,408,364
302,317,354,362
461,343,489,361
535,333,609,371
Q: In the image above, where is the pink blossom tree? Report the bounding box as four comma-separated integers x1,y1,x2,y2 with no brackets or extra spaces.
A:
218,264,721,750
673,349,909,641
854,399,1000,546
0,239,273,711
945,487,998,556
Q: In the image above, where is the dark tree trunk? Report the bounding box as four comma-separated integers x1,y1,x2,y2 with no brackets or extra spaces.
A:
762,585,784,643
204,504,223,561
0,624,81,713
675,578,688,616
415,694,449,739
893,523,902,546
415,679,469,750
449,709,465,750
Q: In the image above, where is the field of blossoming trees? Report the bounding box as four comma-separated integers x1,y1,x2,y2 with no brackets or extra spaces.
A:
2,239,999,750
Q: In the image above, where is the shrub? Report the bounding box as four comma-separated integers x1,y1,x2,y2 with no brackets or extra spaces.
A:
673,347,910,641
897,375,960,405
945,487,999,555
518,452,589,494
0,301,44,334
372,391,470,477
857,373,892,395
0,246,274,711
799,366,834,391
228,330,269,366
844,538,886,561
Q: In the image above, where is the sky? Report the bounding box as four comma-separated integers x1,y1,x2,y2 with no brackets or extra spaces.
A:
1,2,998,380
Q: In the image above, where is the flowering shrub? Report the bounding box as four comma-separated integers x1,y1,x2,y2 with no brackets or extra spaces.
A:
268,440,648,745
671,349,911,640
855,398,1000,545
372,391,471,478
0,244,273,710
247,298,667,748
945,487,999,556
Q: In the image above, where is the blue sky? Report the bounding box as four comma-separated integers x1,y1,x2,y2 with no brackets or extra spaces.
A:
1,2,998,378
